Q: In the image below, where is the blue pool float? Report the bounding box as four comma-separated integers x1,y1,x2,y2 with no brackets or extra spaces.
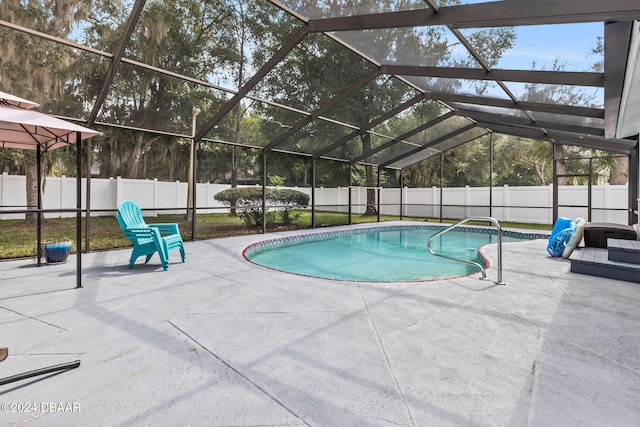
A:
547,217,576,257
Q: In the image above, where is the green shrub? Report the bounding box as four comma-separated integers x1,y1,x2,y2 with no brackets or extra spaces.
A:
214,187,310,227
268,175,286,186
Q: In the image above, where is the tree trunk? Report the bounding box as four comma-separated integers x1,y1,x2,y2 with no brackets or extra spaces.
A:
609,156,628,185
361,133,377,216
554,144,567,185
128,134,144,178
24,151,40,224
534,159,546,186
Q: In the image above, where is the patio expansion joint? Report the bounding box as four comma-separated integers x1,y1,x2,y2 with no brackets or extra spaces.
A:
0,303,67,332
524,328,543,427
504,284,640,323
179,310,354,316
357,284,416,427
546,274,577,302
166,319,313,427
542,329,640,375
494,301,640,375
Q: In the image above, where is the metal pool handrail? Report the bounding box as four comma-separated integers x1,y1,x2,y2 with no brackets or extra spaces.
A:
427,217,504,285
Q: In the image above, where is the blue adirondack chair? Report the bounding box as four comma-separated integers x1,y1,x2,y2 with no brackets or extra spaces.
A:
117,200,185,270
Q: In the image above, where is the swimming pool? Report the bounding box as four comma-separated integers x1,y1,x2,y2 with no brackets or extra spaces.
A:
243,225,546,282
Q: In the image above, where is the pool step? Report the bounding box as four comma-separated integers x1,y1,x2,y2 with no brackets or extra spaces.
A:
570,241,640,284
607,238,640,264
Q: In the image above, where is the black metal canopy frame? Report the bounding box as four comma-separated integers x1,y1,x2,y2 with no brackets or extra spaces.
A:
36,133,84,289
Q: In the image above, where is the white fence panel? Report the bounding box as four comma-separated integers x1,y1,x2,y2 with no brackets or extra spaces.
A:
0,174,632,225
0,173,27,220
379,188,401,216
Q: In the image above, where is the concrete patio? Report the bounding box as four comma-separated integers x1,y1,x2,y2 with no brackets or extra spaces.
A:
0,222,639,426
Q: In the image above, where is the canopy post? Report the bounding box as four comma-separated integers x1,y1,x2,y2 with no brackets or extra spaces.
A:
36,144,42,267
85,138,91,252
76,132,82,288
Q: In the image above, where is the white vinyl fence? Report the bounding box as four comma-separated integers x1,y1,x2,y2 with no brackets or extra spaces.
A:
313,184,629,224
0,172,630,225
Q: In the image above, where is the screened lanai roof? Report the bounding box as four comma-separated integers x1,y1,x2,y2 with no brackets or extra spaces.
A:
1,1,639,169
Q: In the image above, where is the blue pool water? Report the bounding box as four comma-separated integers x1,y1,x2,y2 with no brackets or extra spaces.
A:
244,226,544,282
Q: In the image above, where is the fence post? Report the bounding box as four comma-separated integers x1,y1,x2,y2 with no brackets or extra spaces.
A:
403,186,407,217
59,175,66,219
151,178,158,216
548,184,554,224
504,184,509,222
603,183,609,222
432,186,437,218
0,172,5,220
465,185,470,217
115,176,123,215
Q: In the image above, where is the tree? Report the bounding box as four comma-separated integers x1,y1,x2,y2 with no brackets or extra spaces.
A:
494,135,552,186
0,0,95,223
609,156,628,185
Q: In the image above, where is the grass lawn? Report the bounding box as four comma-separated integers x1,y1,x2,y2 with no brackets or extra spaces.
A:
0,211,551,260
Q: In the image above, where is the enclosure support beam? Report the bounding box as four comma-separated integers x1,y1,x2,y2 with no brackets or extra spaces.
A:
195,26,309,143
604,21,634,138
191,141,197,241
377,167,381,223
312,158,316,228
588,159,593,222
477,122,633,154
489,132,494,218
629,140,639,224
314,93,426,160
348,164,353,225
352,111,455,164
427,92,603,118
380,123,477,168
88,0,146,124
552,143,559,223
440,153,444,223
264,69,380,152
309,1,640,32
383,65,603,87
454,108,604,136
399,170,404,220
262,152,267,234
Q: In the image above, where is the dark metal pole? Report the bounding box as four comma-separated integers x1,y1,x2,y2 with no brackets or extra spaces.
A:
85,139,91,252
489,132,493,218
348,164,352,225
377,167,381,223
262,151,267,234
552,143,559,223
629,144,639,225
439,152,444,222
587,158,593,222
399,169,404,220
0,360,81,386
36,144,42,267
191,140,197,241
76,132,82,288
311,158,316,228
